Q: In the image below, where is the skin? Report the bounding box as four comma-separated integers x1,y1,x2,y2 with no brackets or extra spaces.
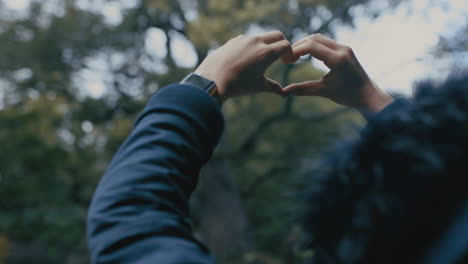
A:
195,32,393,113
195,31,294,103
283,34,394,113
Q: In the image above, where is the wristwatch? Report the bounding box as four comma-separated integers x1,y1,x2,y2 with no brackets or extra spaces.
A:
180,72,219,98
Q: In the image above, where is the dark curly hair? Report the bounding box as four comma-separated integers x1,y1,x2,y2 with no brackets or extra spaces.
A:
303,73,468,264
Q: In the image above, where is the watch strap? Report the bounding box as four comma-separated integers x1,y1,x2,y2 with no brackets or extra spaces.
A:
180,73,218,96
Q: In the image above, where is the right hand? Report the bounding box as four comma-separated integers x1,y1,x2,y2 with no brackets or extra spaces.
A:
195,31,294,103
282,34,393,113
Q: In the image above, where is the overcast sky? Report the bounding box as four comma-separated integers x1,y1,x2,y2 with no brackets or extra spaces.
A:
1,0,467,98
334,0,468,95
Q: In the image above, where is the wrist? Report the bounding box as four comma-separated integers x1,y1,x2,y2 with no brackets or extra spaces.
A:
210,88,225,105
360,81,393,113
181,72,225,105
194,68,229,104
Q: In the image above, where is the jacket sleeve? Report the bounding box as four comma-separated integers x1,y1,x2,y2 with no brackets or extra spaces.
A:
360,97,412,122
87,84,224,264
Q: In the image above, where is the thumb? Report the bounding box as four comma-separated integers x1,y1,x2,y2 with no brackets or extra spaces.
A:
282,81,324,96
281,53,301,64
263,77,283,95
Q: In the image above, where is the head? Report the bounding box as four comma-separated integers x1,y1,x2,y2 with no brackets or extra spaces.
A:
303,73,468,264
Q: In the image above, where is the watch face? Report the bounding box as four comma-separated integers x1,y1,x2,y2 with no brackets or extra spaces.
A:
181,73,217,94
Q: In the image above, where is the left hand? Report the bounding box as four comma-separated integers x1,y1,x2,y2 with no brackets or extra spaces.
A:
195,31,295,103
282,34,393,113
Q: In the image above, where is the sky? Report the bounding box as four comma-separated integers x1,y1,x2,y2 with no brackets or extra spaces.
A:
2,0,28,10
1,0,467,98
333,0,468,95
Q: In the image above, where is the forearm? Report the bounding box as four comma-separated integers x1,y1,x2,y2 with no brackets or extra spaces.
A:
360,81,394,114
87,84,224,263
359,84,395,120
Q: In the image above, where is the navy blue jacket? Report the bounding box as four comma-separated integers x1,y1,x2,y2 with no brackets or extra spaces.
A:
86,83,410,263
87,75,468,263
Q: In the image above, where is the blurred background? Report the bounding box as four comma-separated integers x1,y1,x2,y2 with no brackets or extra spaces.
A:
0,0,466,263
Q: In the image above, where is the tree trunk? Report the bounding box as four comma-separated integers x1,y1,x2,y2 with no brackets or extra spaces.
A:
191,159,254,263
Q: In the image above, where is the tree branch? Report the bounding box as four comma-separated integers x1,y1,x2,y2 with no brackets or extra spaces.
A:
312,2,354,34
235,107,350,155
243,166,292,199
238,107,350,198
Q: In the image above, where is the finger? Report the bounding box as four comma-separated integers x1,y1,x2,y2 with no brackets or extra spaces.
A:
282,81,324,96
292,34,338,49
263,77,283,95
266,39,293,65
290,39,310,62
292,36,310,49
283,52,303,64
261,31,286,44
280,41,300,64
310,34,340,50
281,53,300,64
292,41,335,67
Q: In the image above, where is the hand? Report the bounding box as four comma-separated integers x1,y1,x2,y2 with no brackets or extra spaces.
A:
283,34,393,113
195,31,294,103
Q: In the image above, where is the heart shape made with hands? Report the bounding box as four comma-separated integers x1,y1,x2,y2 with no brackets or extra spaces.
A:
196,31,390,110
273,33,392,111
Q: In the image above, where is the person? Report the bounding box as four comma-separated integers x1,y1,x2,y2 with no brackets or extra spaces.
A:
86,31,468,263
